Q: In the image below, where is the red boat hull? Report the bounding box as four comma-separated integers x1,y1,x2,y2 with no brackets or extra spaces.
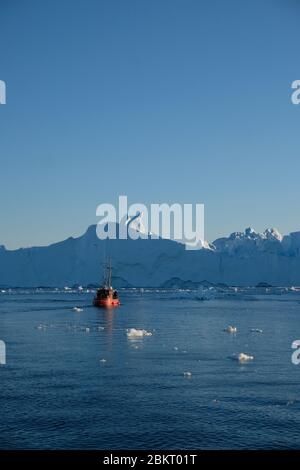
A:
93,298,120,308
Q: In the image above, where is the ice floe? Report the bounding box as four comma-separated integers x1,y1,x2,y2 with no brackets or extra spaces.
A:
183,371,192,378
126,328,152,339
72,307,83,312
237,353,254,363
224,325,237,333
250,328,263,333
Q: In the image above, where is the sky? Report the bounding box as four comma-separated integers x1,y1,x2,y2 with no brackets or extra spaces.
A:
0,0,300,249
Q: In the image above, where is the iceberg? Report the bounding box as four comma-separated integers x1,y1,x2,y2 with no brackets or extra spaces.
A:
2,224,300,287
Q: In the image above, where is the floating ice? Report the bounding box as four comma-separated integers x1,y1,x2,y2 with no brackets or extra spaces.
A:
183,371,192,378
250,328,263,333
126,328,152,339
237,353,254,363
224,325,237,333
99,358,106,363
72,307,83,312
85,327,90,333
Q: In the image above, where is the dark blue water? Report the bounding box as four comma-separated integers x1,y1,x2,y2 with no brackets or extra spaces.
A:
0,288,300,449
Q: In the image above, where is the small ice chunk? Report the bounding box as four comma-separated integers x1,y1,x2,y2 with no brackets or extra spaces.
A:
142,330,152,337
224,325,237,334
237,353,254,363
72,307,83,312
99,358,106,363
85,327,90,333
183,371,192,378
97,326,104,331
250,328,263,333
174,347,179,351
126,328,152,339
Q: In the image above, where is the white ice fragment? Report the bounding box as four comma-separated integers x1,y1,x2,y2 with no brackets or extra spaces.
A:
237,353,254,363
250,328,263,333
85,327,90,333
72,307,83,312
224,325,237,333
183,371,192,378
143,330,152,337
99,358,106,363
126,328,152,339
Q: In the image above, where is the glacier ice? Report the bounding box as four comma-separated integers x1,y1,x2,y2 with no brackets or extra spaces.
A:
3,224,300,287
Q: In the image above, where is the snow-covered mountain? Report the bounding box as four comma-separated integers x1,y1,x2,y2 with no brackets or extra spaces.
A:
1,225,300,287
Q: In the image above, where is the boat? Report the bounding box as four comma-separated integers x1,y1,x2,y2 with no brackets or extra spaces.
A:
93,260,120,308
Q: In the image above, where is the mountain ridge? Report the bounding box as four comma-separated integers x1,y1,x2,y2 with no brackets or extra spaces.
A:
1,224,300,287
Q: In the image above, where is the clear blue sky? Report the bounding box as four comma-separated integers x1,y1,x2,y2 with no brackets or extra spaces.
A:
0,0,300,249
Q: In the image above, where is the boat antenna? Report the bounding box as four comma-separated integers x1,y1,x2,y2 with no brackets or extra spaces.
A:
108,258,112,288
104,258,112,288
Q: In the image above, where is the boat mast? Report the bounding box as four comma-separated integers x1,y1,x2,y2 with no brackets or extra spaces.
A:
107,258,112,288
103,258,112,288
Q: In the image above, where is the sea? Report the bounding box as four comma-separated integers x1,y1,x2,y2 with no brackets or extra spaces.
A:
0,286,300,449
